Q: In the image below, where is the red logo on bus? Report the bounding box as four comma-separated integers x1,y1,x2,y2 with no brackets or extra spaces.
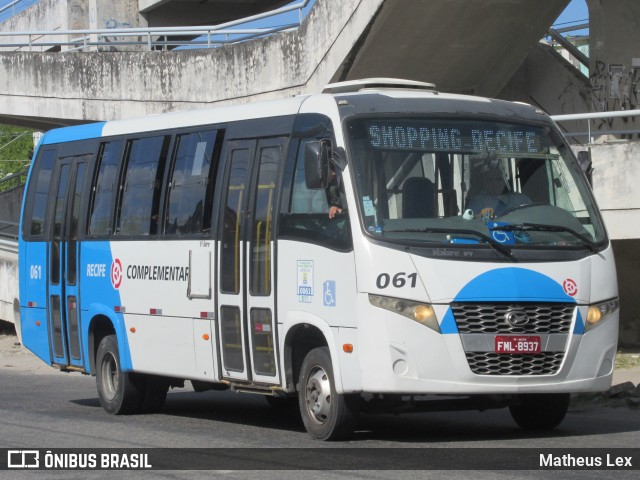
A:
111,258,123,290
563,278,577,297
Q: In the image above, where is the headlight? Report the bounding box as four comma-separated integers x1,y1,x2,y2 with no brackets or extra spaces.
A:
585,298,619,331
369,294,440,333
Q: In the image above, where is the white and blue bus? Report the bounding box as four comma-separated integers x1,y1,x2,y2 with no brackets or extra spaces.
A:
19,79,619,440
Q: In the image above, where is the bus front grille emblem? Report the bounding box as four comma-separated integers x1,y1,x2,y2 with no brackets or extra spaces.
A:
505,309,529,327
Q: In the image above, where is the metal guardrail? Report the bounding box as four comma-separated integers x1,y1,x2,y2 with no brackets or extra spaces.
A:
0,238,18,255
547,27,589,69
0,220,19,242
551,109,640,142
0,0,312,51
0,167,29,186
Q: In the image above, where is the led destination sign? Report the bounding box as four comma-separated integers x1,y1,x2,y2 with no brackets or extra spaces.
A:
367,120,546,154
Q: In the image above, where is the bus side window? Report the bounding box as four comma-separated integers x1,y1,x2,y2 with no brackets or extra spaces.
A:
24,149,56,238
165,129,220,236
88,140,124,236
279,139,352,251
291,140,330,214
115,136,170,236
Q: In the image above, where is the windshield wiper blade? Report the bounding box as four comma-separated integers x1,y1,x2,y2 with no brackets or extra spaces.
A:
490,223,599,252
387,227,514,259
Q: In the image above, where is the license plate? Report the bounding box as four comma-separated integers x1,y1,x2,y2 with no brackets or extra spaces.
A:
495,335,541,354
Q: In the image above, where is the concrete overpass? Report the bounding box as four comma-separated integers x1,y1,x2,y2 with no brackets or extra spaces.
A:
0,0,571,128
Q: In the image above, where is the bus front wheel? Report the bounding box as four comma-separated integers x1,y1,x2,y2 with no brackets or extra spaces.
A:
509,393,570,430
96,335,144,415
298,347,359,440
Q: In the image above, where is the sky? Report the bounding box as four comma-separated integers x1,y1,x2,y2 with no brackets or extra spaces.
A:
555,0,589,26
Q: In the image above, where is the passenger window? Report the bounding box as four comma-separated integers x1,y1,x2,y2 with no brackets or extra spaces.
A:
88,141,123,236
165,130,219,236
279,140,352,251
250,144,281,296
27,149,55,238
291,141,329,214
116,136,170,236
220,146,251,294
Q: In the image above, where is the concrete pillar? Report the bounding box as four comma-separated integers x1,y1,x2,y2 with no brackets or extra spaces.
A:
67,0,89,30
587,0,640,139
88,0,148,51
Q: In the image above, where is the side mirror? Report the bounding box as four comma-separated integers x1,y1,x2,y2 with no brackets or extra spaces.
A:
304,140,331,189
577,149,593,187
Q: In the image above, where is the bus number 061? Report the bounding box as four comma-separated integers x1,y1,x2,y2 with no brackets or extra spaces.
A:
376,272,418,289
30,264,42,280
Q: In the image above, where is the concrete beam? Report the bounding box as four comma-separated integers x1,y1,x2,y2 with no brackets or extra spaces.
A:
0,0,385,124
0,0,572,127
331,0,570,98
498,42,591,139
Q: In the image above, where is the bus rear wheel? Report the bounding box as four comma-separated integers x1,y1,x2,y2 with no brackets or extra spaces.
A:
140,376,170,413
298,347,359,440
96,335,144,415
509,393,570,430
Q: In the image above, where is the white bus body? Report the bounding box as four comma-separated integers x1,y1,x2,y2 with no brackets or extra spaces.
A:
19,79,618,439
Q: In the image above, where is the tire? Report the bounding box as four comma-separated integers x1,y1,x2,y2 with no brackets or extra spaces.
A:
509,393,570,431
298,347,359,440
95,335,144,415
139,376,169,413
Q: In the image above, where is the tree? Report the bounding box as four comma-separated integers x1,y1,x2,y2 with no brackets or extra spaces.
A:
0,124,34,192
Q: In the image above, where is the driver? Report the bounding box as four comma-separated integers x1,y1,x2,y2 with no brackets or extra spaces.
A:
326,162,344,219
466,161,530,220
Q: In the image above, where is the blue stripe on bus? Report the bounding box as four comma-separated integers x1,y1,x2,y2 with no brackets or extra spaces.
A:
440,308,458,334
573,309,585,334
80,241,133,371
441,268,577,334
42,122,106,144
454,268,575,303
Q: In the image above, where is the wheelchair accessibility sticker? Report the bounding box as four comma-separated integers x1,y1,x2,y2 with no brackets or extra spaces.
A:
323,280,336,307
488,222,516,245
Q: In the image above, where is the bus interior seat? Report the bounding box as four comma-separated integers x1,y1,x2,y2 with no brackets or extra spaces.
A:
402,177,435,218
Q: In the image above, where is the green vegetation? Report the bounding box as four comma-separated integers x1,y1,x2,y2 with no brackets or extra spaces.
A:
0,124,34,192
616,352,640,370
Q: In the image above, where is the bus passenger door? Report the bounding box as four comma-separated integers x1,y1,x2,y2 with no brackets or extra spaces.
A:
48,156,89,369
244,138,284,384
217,138,284,385
218,140,255,381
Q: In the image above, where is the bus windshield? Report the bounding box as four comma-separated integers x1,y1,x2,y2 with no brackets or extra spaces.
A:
346,117,607,251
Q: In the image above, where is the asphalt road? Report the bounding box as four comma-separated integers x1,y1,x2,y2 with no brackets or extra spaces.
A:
1,333,639,479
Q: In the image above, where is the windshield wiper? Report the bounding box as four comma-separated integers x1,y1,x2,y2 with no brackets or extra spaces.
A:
385,227,514,259
490,223,599,253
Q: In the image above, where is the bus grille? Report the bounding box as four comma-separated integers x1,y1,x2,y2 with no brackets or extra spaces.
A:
451,303,574,334
465,352,565,376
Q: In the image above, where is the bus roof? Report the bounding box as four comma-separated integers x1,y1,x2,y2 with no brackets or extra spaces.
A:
332,90,547,123
41,95,311,145
40,80,550,146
